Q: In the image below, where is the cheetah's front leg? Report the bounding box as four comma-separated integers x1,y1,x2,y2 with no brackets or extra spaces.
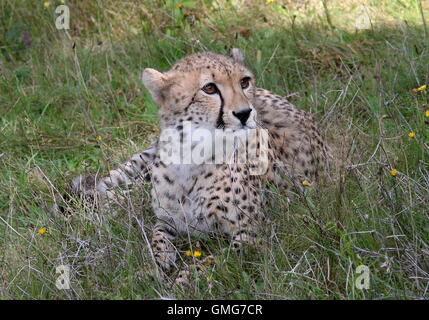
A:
231,229,257,251
151,223,178,272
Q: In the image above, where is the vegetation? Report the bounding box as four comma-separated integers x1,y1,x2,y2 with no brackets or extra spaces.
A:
0,0,428,299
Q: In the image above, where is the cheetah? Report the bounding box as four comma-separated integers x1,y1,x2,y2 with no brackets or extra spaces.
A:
58,49,332,274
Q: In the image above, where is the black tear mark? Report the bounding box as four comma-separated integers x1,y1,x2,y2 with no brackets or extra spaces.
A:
216,90,225,128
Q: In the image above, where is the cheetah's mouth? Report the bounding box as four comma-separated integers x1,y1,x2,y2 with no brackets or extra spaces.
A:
216,121,253,130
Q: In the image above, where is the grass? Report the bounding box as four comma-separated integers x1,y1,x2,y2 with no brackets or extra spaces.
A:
0,0,428,299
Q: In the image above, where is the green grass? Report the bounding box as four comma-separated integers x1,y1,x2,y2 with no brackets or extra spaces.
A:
0,0,428,299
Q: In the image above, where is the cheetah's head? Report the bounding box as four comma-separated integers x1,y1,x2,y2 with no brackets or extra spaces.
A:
141,49,257,131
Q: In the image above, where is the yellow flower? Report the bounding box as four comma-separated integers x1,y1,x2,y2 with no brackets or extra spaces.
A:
266,0,275,3
408,131,415,139
96,135,102,141
43,1,50,8
412,84,427,93
177,3,183,8
390,169,397,177
185,250,202,257
302,180,311,187
38,227,47,235
425,110,429,117
416,84,427,92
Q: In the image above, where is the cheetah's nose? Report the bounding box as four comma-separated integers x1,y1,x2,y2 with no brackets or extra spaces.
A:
232,107,252,125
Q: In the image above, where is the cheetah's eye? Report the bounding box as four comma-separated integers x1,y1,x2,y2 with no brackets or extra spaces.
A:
240,77,251,89
202,83,218,95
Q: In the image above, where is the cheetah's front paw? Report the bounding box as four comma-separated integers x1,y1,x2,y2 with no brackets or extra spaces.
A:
152,238,177,272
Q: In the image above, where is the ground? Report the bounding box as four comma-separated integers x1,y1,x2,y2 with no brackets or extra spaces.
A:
0,0,428,299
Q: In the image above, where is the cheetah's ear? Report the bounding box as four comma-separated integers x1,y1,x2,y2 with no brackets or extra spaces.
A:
141,68,169,105
230,48,245,64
